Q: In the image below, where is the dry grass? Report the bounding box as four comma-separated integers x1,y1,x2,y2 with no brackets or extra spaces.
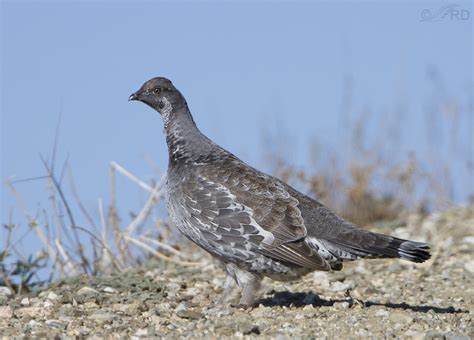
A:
1,160,202,294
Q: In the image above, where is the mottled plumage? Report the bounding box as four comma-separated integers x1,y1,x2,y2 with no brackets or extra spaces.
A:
129,77,430,308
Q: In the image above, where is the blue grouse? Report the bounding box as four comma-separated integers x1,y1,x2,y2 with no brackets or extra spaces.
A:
129,77,430,308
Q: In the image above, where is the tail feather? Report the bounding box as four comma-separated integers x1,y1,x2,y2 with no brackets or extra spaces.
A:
389,237,431,263
320,232,431,264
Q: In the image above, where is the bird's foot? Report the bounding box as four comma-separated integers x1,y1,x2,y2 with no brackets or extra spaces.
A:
230,302,255,310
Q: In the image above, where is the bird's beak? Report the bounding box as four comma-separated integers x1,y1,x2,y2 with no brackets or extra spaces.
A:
128,92,139,101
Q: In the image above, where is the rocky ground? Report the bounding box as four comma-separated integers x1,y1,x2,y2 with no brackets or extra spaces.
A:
0,206,473,338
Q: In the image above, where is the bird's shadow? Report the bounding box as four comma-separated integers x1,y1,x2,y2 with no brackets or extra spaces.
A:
257,290,467,314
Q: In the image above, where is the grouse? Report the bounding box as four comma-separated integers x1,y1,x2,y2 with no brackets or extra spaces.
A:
129,77,430,308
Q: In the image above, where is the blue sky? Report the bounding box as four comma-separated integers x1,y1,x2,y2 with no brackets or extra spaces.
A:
1,2,472,246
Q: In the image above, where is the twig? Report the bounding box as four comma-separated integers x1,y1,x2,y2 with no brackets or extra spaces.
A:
67,163,98,233
71,225,124,272
139,236,189,259
40,155,92,275
109,161,165,199
55,239,77,275
125,182,161,234
123,235,201,267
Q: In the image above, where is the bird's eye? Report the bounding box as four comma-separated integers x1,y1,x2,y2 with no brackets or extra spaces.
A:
153,88,161,95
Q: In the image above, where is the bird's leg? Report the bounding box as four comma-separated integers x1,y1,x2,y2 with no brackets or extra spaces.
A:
216,274,237,306
235,274,261,309
203,275,237,316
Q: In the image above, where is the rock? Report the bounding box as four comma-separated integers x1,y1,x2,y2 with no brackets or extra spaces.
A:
330,281,354,292
20,297,30,306
76,287,99,295
463,260,474,274
89,312,117,325
389,312,414,325
239,322,260,335
16,307,51,318
184,287,200,297
47,292,60,300
176,302,201,320
75,286,99,303
461,236,474,245
0,287,13,299
134,328,148,337
102,286,118,294
334,301,350,310
0,306,13,318
374,308,389,317
46,319,67,330
58,303,74,317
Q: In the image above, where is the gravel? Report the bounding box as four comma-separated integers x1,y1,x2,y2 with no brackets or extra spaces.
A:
0,206,472,338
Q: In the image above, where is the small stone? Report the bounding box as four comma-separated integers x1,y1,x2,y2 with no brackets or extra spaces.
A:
27,320,40,328
16,307,51,318
389,312,413,324
83,301,98,309
89,312,117,325
58,304,73,317
0,287,12,297
77,287,99,295
240,323,260,335
334,301,350,309
20,297,30,306
375,309,389,317
464,259,474,274
184,287,200,297
47,292,60,300
0,306,13,318
46,319,67,330
330,281,354,292
461,236,474,245
75,286,99,304
102,286,118,294
44,300,53,308
134,328,148,337
176,303,201,320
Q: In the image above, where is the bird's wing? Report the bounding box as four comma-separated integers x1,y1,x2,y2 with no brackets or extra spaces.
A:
180,160,329,270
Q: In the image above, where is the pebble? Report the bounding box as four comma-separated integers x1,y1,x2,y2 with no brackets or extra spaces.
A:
374,309,389,317
461,236,474,245
176,302,201,320
389,312,414,324
89,312,117,325
16,307,50,318
463,259,474,274
0,306,13,318
46,319,67,330
20,297,30,306
102,286,118,294
47,292,60,300
0,287,13,297
330,281,354,292
77,287,99,295
334,301,350,309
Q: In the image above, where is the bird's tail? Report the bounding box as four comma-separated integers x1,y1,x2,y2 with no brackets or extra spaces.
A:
332,233,431,263
310,232,431,264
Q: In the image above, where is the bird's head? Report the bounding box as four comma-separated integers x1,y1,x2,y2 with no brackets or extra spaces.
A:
129,77,186,118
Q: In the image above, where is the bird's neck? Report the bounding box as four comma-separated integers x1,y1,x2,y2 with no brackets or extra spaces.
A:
164,105,211,164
